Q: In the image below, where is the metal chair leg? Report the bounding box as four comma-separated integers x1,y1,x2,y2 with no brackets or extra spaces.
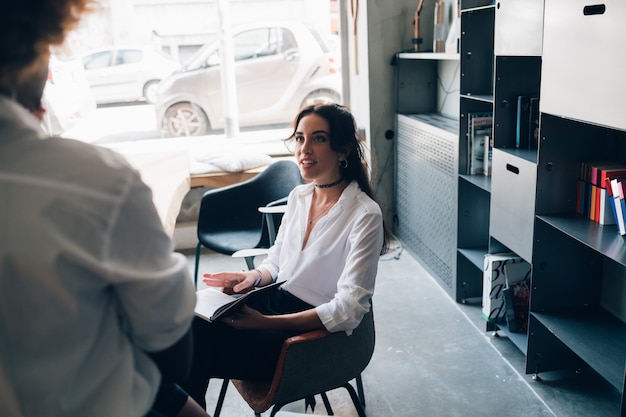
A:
244,256,255,270
213,378,230,417
194,242,202,289
343,382,367,417
356,374,366,406
320,392,334,415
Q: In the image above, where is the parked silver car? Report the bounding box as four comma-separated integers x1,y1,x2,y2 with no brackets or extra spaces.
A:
41,54,96,136
155,21,342,137
81,46,180,104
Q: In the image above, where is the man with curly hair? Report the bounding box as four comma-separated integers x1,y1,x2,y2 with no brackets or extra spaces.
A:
0,2,210,416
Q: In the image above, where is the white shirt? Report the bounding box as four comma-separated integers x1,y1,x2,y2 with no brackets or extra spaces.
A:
259,181,384,334
0,96,196,417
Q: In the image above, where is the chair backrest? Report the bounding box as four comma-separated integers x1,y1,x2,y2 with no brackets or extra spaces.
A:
196,160,302,254
231,307,376,414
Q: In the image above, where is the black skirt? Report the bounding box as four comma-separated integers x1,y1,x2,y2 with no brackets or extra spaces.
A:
180,287,314,406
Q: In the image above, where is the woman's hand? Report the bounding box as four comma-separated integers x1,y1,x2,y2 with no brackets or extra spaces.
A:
202,271,253,294
223,306,325,332
222,305,268,330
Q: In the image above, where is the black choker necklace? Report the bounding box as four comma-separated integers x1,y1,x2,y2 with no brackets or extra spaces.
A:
315,177,344,189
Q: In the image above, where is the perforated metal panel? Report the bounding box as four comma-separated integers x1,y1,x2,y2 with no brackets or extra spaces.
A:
395,114,459,291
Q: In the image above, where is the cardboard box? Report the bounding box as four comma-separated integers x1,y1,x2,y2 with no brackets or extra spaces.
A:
482,253,524,322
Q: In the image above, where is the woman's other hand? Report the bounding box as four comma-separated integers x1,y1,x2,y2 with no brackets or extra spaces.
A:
222,305,268,330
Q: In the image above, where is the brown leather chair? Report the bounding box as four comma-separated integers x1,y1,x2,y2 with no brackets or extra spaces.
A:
213,307,375,417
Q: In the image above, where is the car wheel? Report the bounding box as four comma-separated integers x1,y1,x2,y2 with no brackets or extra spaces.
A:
300,89,341,108
143,80,160,104
163,102,210,137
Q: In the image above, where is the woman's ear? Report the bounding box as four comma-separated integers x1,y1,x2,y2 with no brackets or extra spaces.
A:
338,146,352,162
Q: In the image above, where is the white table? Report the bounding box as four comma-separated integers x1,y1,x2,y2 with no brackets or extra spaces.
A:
117,149,190,237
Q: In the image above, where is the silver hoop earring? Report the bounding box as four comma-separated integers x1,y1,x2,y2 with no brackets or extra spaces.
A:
339,159,348,169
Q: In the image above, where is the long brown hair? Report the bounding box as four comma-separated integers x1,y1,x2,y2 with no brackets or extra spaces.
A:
285,103,390,253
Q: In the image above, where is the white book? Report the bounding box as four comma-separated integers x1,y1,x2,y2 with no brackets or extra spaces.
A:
610,179,625,235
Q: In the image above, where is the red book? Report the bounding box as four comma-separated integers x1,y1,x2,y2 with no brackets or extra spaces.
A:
600,165,626,188
581,162,626,223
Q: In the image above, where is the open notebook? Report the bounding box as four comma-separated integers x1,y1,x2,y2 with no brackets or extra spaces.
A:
194,281,283,322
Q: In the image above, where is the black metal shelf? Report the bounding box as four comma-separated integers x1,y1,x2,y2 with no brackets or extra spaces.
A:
494,322,528,355
461,94,494,104
396,52,460,61
459,174,491,193
533,308,626,390
458,247,488,269
536,215,626,268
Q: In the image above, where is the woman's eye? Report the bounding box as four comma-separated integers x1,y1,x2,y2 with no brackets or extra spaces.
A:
313,135,327,143
294,136,304,142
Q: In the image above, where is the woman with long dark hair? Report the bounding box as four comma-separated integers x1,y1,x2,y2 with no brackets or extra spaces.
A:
182,103,388,408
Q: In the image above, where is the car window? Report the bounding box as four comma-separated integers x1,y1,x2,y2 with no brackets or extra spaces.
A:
83,51,112,70
232,28,299,61
234,28,272,61
308,27,330,53
278,28,298,53
182,41,218,71
233,27,298,61
116,49,143,65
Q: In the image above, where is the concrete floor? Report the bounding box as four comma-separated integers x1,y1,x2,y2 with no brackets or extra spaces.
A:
180,240,623,417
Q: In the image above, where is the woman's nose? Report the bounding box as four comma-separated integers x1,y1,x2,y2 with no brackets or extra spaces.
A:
299,139,312,154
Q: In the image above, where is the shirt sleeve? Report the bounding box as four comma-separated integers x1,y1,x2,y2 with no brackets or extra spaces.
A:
315,207,384,334
104,170,196,352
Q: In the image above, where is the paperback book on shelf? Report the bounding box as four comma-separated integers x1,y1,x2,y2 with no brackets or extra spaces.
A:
503,262,531,333
528,97,540,150
515,96,540,150
577,161,626,227
467,112,493,175
482,253,523,323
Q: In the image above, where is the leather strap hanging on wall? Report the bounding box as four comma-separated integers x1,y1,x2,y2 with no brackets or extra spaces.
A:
413,0,425,52
350,0,359,74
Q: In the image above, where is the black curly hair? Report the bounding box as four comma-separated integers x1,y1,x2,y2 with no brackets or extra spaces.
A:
0,0,98,86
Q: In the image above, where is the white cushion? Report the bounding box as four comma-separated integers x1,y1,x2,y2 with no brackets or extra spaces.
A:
194,152,272,173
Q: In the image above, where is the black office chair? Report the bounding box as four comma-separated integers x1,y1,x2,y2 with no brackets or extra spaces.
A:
194,160,302,287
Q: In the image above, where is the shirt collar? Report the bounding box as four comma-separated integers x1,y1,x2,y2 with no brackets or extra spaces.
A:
301,180,359,204
0,94,48,138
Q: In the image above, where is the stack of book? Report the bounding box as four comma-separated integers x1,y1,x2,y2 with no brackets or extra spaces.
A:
467,112,493,176
576,161,626,234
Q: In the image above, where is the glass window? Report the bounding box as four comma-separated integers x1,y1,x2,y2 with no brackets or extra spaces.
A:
83,51,111,70
234,28,273,61
278,29,298,53
116,49,142,65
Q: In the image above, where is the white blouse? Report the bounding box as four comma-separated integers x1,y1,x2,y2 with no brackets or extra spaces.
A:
258,181,384,334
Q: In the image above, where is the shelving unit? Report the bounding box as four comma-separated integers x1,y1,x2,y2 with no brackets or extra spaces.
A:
395,0,626,413
524,1,626,411
455,3,495,305
457,0,543,355
528,114,626,406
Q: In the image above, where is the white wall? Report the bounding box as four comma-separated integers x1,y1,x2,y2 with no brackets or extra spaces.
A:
341,0,459,225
